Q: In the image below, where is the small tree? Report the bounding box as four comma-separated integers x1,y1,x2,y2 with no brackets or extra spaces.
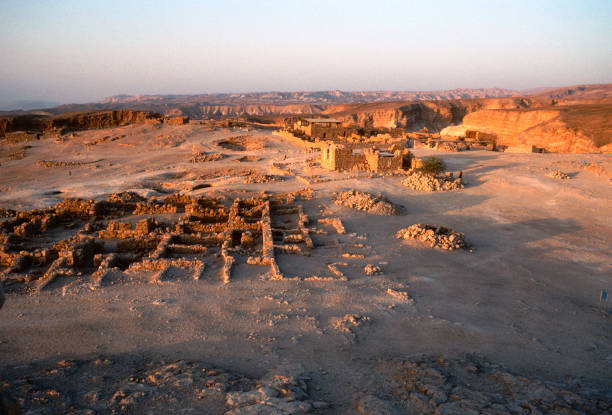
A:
417,157,446,175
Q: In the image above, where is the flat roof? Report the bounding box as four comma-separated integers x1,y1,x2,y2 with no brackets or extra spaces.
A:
304,118,342,123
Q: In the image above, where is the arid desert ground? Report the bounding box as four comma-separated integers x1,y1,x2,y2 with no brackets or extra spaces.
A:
1,121,611,414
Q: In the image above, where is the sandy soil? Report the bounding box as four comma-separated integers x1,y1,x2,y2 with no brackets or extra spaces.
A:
0,122,611,414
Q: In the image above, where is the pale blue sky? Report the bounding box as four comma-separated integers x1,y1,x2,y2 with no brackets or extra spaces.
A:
1,0,611,106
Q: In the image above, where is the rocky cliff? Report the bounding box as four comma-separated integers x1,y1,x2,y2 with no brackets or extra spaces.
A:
323,98,530,130
440,103,612,153
200,104,328,117
0,110,162,137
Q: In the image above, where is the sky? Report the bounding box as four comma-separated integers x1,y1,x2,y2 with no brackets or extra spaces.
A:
0,0,611,108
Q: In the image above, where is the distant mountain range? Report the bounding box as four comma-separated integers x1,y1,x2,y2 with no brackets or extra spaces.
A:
100,88,520,106
2,84,610,121
0,99,61,112
2,84,610,153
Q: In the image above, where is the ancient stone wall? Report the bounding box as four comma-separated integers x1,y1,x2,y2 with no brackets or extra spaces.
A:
309,125,353,139
363,149,403,172
3,131,40,143
320,144,365,171
164,115,189,125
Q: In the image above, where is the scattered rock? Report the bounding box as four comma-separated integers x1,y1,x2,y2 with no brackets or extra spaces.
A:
225,363,315,415
191,151,226,162
364,264,382,276
357,395,399,415
1,358,257,414
330,314,371,343
386,354,612,415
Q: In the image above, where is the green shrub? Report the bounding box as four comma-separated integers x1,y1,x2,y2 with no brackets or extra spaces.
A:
417,157,446,175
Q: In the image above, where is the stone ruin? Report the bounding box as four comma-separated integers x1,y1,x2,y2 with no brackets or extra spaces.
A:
0,190,315,292
284,117,404,141
320,142,412,173
402,171,464,192
164,115,189,125
396,224,469,251
544,169,571,180
332,190,404,216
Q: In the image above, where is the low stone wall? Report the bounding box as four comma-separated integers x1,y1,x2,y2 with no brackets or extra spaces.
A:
272,130,319,149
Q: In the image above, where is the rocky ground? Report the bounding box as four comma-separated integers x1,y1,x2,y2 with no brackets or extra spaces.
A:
0,122,611,414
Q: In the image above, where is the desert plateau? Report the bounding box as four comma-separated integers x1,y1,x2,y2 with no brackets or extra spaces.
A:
1,1,611,414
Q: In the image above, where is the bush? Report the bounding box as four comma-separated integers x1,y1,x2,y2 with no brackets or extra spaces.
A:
417,157,446,175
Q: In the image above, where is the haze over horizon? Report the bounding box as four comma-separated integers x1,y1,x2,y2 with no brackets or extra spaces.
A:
1,0,611,109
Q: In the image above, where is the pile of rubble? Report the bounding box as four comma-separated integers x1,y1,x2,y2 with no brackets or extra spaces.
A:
544,169,571,180
369,354,612,415
402,171,464,192
396,224,469,251
332,190,404,216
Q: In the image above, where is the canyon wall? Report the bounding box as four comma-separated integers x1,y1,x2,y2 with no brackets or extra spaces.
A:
440,104,612,153
200,104,328,117
324,99,525,130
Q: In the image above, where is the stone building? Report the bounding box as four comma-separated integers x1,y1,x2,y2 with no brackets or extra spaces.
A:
363,148,403,172
292,118,353,139
320,143,366,170
164,115,190,125
320,142,412,172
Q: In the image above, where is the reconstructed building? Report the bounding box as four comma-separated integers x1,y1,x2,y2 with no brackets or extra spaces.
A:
363,148,403,172
320,143,366,170
285,117,405,141
320,142,412,172
292,118,352,139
